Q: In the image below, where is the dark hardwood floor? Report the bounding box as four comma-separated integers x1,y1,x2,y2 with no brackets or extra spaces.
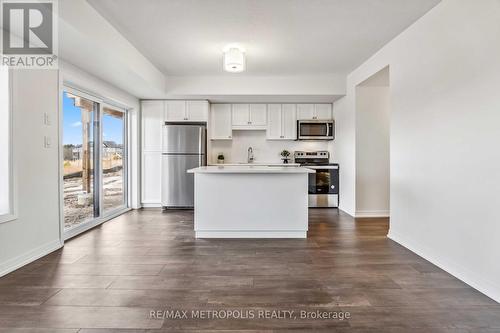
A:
0,209,499,332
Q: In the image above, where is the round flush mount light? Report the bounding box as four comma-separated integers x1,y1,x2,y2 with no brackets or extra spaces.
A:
223,46,246,73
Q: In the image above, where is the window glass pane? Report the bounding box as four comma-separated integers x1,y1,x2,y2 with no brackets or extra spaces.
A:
63,91,98,229
0,68,10,216
102,106,125,212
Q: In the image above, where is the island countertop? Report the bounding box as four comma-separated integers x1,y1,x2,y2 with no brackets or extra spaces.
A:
187,165,315,174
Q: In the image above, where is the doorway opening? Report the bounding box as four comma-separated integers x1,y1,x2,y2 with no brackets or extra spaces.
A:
354,66,391,218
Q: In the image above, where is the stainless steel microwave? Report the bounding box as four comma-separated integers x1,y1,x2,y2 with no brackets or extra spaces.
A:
297,120,335,140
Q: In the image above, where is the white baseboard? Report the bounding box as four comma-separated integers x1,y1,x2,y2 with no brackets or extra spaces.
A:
388,230,500,304
338,207,355,217
196,230,307,238
141,203,162,208
355,210,390,218
0,239,63,277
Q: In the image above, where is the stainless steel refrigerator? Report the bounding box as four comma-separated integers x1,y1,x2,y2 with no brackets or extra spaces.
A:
161,123,207,208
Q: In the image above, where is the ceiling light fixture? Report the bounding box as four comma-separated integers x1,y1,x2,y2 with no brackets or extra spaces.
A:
223,46,246,73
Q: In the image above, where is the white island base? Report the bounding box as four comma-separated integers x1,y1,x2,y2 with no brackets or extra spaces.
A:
187,166,314,238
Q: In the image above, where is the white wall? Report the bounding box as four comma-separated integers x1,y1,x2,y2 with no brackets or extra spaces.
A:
167,75,345,98
355,85,390,217
61,61,141,209
0,70,62,276
59,0,165,98
336,0,500,302
211,131,329,164
331,97,355,215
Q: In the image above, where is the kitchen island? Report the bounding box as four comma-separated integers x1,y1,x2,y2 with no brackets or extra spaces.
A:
187,166,315,238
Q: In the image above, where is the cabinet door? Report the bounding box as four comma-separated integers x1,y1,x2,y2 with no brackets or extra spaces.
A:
165,100,186,121
232,104,250,127
187,101,208,121
141,100,163,151
297,104,315,120
282,104,297,140
266,104,282,139
249,104,267,126
315,104,332,120
142,152,162,204
211,104,232,140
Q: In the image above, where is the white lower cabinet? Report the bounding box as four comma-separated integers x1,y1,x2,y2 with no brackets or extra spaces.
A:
267,104,297,140
211,104,232,140
142,152,162,205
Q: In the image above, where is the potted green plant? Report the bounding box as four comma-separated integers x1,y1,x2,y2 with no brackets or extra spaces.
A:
217,153,225,164
280,150,291,164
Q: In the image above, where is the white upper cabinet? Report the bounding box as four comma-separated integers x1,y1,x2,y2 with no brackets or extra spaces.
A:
186,101,209,121
165,100,186,121
141,100,164,151
297,103,333,120
232,104,267,129
211,104,232,140
267,104,282,139
165,100,209,122
249,104,267,127
282,104,297,139
267,104,297,140
297,104,315,120
314,104,333,120
232,104,250,127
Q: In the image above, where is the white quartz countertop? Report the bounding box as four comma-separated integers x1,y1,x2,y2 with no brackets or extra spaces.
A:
188,166,315,174
208,162,300,167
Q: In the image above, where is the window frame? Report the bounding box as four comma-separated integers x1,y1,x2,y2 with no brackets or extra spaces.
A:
0,68,17,224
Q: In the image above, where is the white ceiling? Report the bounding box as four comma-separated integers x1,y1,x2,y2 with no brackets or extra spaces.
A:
87,0,440,77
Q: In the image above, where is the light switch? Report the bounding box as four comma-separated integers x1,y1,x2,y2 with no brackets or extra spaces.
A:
43,112,51,125
44,136,51,148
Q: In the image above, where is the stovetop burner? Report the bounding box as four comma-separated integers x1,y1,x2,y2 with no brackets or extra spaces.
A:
294,151,331,165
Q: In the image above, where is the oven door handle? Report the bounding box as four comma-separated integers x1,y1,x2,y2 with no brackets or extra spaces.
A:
305,166,339,170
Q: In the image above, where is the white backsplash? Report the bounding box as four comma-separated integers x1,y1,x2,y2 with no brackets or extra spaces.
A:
210,130,330,164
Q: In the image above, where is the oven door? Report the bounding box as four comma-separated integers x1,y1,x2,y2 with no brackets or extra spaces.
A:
298,121,334,140
307,165,339,195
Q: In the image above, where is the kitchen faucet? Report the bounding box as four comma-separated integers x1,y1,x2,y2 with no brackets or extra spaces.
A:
247,147,254,163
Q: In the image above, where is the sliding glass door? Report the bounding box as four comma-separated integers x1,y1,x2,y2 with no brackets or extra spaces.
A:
102,104,127,214
63,92,98,229
62,89,128,237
